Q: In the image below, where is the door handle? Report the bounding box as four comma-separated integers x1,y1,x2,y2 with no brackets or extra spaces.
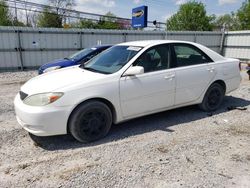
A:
164,74,175,80
207,67,215,72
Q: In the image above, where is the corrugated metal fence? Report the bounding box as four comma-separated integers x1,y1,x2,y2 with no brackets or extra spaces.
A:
0,26,229,71
224,31,250,61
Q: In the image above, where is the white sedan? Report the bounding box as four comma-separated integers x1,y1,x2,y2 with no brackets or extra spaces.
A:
14,40,241,142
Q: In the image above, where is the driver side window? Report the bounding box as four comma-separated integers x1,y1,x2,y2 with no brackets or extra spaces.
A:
133,44,170,73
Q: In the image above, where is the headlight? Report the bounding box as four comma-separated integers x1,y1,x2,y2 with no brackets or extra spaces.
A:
43,66,61,73
23,92,64,106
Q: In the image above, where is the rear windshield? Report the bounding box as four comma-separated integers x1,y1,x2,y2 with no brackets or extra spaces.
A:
69,48,94,61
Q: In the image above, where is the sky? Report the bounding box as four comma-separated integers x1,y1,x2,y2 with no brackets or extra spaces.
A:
33,0,246,22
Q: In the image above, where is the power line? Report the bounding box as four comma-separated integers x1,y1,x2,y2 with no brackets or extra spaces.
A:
2,0,166,29
6,0,132,21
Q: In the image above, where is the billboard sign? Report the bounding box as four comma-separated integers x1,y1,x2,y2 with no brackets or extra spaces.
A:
132,6,148,28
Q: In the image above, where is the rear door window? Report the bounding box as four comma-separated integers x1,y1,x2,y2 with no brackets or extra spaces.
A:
173,44,212,67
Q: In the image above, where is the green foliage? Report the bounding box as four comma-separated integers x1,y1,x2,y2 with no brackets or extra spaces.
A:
0,0,13,26
49,0,75,25
97,12,122,29
237,0,250,30
0,0,26,26
37,7,62,28
49,0,76,13
96,20,122,30
213,13,240,31
166,1,214,31
13,20,26,27
73,12,122,30
78,19,97,29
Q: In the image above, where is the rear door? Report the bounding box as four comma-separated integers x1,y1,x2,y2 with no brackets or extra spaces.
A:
171,43,216,105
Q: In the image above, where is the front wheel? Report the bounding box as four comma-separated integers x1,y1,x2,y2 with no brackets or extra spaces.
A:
69,101,112,143
199,83,225,112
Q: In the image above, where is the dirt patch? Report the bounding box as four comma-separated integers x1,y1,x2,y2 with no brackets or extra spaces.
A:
0,71,249,187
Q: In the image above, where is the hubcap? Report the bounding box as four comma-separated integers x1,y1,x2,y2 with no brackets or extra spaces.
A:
80,110,106,136
207,88,221,109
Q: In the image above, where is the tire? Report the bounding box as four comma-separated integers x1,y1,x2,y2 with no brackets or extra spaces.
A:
69,101,112,143
199,83,225,112
247,70,250,80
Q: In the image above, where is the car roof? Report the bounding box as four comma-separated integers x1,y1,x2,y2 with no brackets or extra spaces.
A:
117,40,198,47
117,40,225,61
93,45,112,49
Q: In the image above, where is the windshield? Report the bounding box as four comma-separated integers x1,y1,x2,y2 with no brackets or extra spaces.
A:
83,46,141,74
69,48,95,61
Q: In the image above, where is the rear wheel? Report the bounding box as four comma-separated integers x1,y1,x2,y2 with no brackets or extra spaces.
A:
69,101,112,143
199,83,225,112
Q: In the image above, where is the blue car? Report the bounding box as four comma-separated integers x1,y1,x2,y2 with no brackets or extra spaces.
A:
38,45,111,74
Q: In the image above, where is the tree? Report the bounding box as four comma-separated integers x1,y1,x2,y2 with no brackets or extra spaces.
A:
37,7,62,28
12,19,26,26
73,12,123,30
49,0,75,13
0,0,13,26
77,19,98,29
97,12,123,29
237,0,250,30
213,13,240,31
0,1,26,26
166,1,214,31
49,0,75,24
70,19,98,29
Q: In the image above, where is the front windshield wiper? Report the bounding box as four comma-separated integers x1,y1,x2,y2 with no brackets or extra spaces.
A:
83,67,98,72
81,66,110,74
79,62,109,74
64,57,70,60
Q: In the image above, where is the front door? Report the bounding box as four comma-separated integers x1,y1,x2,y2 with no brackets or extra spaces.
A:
119,44,176,118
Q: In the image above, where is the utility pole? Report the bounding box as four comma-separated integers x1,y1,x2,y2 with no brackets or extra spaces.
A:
25,0,29,25
14,0,18,21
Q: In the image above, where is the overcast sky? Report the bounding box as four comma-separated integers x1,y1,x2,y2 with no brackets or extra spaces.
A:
33,0,245,22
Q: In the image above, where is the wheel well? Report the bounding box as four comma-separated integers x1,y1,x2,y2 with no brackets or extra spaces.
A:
212,80,226,93
67,98,116,134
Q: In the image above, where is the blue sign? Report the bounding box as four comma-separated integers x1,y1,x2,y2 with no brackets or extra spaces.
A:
132,6,148,28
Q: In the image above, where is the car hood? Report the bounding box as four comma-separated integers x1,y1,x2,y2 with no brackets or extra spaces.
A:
21,66,106,95
41,59,75,69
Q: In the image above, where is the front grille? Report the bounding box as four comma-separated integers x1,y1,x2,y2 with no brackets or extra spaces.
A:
19,91,28,101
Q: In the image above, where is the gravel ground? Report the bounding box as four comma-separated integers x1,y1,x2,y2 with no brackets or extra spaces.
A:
0,70,249,188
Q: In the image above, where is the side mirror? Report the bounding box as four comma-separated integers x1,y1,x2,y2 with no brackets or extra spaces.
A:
123,66,144,76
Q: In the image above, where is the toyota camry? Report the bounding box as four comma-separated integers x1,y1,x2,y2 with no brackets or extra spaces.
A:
14,40,241,142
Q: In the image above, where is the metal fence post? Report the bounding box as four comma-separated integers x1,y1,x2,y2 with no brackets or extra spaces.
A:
194,32,197,42
220,31,225,55
79,31,83,49
162,32,166,40
16,29,24,71
123,32,127,42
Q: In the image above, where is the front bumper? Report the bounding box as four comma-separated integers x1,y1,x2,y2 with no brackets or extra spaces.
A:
14,94,71,136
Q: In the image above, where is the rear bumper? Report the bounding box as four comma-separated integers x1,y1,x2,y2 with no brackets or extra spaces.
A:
14,94,71,136
225,75,242,94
